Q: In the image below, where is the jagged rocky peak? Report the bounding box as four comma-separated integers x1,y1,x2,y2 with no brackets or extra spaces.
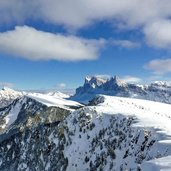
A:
108,75,126,87
84,75,109,88
84,75,125,89
72,75,171,104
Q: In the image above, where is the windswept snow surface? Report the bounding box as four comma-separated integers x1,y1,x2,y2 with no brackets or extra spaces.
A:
27,93,82,110
142,156,171,171
96,96,171,135
46,91,70,99
93,95,171,170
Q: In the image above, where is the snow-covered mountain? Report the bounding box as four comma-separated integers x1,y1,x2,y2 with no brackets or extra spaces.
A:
0,87,73,109
1,77,171,171
0,87,23,108
71,75,171,104
0,94,82,133
0,94,171,170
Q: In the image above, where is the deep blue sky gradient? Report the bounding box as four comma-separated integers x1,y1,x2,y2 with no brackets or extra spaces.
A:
0,20,170,90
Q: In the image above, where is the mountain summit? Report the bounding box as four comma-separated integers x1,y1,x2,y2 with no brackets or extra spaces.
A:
84,76,109,88
0,87,23,108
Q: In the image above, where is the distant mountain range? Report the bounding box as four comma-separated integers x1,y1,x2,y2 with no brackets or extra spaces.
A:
71,75,171,104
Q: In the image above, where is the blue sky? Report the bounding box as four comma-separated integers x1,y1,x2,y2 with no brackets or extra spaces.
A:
0,0,171,91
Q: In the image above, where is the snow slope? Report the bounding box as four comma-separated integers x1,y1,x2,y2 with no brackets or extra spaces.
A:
142,156,171,171
47,95,171,171
46,91,70,99
90,95,171,170
95,95,171,135
4,98,25,129
27,93,82,110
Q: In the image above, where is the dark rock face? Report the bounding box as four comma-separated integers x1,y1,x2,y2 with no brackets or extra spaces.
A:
0,124,69,171
71,76,171,104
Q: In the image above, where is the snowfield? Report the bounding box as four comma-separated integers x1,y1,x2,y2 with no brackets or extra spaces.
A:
27,93,82,109
64,95,171,171
91,95,171,171
95,96,171,135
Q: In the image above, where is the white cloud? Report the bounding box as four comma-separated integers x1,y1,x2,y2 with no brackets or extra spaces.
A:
144,58,171,75
0,82,13,88
122,75,142,83
111,40,140,49
94,74,111,79
57,83,66,88
0,26,105,61
1,1,171,51
1,0,171,29
144,20,171,49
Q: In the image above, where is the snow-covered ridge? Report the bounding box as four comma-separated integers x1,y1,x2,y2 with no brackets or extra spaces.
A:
0,93,83,133
0,87,75,109
26,92,83,109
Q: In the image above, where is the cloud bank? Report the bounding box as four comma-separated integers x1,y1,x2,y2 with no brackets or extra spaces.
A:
0,82,13,88
111,40,140,49
144,20,171,49
1,0,171,51
145,58,171,75
57,83,66,89
122,75,142,83
0,26,105,61
0,0,171,28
